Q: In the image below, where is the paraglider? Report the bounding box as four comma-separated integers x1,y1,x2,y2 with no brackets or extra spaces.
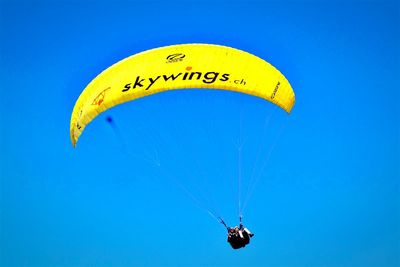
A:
70,43,295,146
221,217,254,249
70,43,295,249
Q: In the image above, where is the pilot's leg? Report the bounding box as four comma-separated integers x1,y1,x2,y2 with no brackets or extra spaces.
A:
239,230,244,239
244,228,254,237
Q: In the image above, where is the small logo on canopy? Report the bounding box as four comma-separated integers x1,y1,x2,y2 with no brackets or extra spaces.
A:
166,53,185,63
92,87,111,106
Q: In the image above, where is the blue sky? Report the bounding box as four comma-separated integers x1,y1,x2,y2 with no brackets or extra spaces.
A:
0,0,399,266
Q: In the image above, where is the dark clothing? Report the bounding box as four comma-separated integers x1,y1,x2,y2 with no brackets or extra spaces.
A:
227,227,252,249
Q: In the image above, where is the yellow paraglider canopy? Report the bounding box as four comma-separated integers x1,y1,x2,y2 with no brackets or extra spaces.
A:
70,43,295,146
